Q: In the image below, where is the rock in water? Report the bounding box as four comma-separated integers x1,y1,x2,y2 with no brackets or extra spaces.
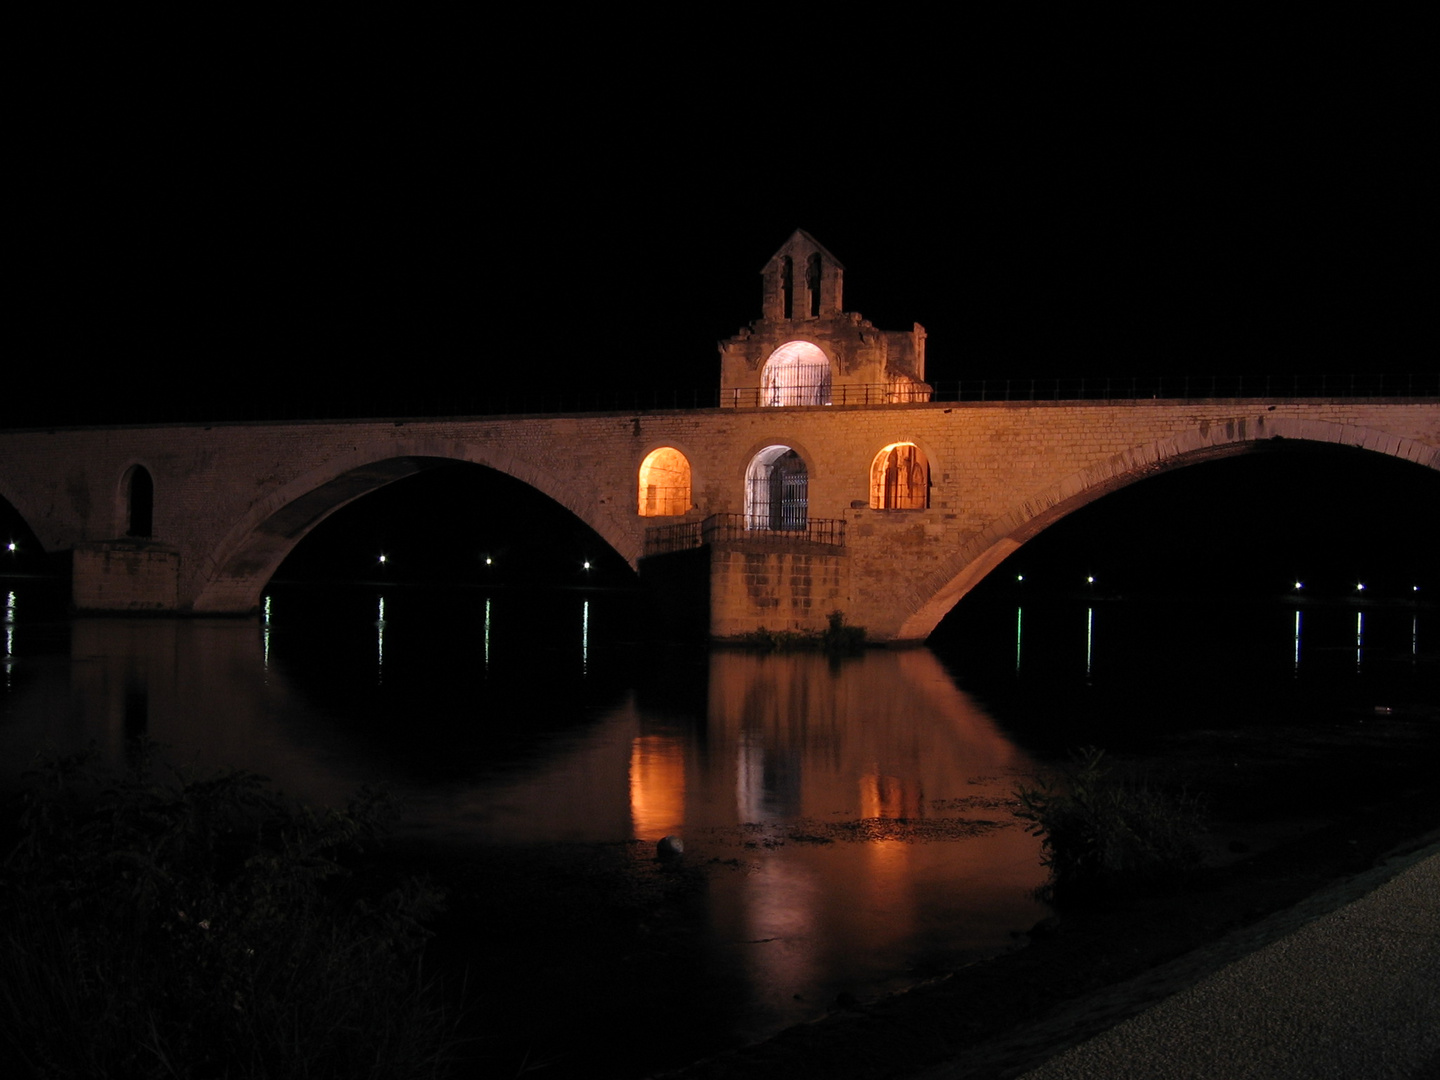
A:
657,835,684,861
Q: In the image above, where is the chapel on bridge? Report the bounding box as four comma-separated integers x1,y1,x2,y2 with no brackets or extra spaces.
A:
718,230,932,407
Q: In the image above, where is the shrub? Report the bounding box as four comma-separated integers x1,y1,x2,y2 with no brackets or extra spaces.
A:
821,610,866,654
736,611,866,654
1014,746,1208,904
0,746,460,1079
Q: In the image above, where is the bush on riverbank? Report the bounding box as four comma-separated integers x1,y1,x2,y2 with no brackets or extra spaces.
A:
1015,746,1208,904
737,611,866,654
0,747,460,1079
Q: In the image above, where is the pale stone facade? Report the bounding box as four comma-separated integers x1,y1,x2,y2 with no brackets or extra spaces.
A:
719,231,930,408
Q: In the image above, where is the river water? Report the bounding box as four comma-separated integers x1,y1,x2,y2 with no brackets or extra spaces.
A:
2,578,1435,1071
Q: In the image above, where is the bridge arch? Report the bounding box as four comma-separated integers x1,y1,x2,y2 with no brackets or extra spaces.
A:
192,437,638,614
894,417,1440,641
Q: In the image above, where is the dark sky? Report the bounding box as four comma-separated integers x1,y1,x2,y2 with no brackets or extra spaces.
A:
10,32,1430,427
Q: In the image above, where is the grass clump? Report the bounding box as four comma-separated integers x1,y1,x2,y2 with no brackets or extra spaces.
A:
0,746,461,1079
1015,746,1208,905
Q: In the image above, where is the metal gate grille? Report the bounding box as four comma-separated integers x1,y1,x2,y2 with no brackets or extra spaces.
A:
746,449,807,530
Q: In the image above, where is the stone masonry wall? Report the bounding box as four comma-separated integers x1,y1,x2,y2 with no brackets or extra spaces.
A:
708,545,848,637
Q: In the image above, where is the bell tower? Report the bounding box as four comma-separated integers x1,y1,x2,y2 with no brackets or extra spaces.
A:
719,230,930,407
761,230,844,321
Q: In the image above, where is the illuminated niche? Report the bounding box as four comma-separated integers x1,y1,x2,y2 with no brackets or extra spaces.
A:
869,443,929,510
120,464,154,538
637,447,692,517
745,446,808,531
760,341,832,406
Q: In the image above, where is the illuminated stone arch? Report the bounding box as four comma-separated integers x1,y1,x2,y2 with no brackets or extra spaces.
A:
744,445,808,531
870,443,929,510
891,418,1440,641
637,447,692,517
193,440,640,614
119,464,153,538
760,341,832,406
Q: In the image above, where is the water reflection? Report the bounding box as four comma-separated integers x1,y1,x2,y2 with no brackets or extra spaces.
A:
0,599,1049,1049
376,595,387,675
5,585,1434,1061
629,733,685,840
4,591,14,683
1015,605,1023,673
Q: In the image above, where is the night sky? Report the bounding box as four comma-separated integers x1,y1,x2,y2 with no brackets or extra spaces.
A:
6,30,1435,599
11,32,1430,427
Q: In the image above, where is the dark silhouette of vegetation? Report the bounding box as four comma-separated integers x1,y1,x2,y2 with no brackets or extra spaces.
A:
0,746,461,1079
736,610,866,654
1015,746,1208,904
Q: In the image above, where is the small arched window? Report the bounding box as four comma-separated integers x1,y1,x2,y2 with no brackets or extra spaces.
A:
122,465,154,538
638,448,692,517
760,341,831,407
870,443,928,510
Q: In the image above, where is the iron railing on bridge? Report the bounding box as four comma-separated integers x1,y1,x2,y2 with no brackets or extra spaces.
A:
384,372,1438,417
643,513,847,557
719,373,1440,408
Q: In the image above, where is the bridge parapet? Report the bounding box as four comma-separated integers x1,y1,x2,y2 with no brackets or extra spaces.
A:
644,514,846,557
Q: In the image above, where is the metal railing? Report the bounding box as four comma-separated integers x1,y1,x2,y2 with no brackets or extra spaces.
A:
642,520,704,557
719,373,1439,408
644,513,847,557
931,372,1440,402
723,383,931,408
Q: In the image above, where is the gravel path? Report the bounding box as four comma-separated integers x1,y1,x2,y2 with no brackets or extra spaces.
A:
926,838,1440,1080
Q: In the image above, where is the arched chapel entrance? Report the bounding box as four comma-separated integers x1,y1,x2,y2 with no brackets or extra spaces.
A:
760,342,832,406
744,446,808,531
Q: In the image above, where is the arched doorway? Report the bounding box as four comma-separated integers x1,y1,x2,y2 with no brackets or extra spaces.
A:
870,443,929,509
121,466,153,538
745,446,808,531
760,342,831,406
637,448,692,517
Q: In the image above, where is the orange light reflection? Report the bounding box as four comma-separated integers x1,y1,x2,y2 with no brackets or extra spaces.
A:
629,734,686,841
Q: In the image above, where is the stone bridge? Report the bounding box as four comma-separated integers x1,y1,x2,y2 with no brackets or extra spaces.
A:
5,232,1437,641
2,396,1436,642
